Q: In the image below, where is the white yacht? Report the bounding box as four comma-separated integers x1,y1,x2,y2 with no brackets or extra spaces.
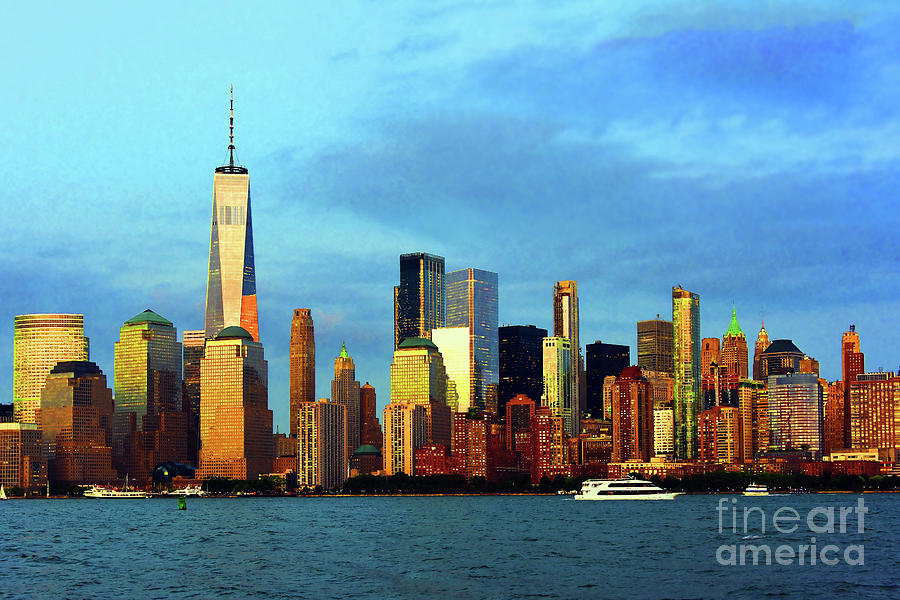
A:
743,483,769,496
574,478,681,500
167,485,206,497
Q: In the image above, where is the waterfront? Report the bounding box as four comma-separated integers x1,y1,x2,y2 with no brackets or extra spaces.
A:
2,494,898,599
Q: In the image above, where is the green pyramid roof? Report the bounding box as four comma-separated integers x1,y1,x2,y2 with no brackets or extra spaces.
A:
353,444,381,456
339,341,349,358
124,309,172,326
397,337,438,351
724,307,744,338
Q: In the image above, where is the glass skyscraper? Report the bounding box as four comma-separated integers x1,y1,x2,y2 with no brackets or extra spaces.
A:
205,90,258,341
543,336,575,437
446,268,498,413
394,252,445,349
13,314,90,424
553,281,581,422
498,325,547,417
673,286,701,459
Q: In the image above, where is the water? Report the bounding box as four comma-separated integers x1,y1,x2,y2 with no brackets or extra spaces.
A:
2,494,898,599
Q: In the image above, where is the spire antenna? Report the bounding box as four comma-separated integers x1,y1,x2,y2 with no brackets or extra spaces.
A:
228,85,235,167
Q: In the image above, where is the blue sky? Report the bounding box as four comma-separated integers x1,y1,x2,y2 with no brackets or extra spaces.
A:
2,1,898,432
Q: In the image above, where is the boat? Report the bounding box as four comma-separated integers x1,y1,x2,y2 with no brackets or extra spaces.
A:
743,483,769,496
167,484,206,497
0,485,7,500
83,475,149,499
574,477,681,500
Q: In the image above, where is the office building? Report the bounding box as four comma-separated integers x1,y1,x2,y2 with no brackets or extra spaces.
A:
610,366,653,462
204,89,259,341
637,316,673,376
13,314,90,424
842,326,865,448
446,268,499,413
289,308,315,437
542,337,575,437
182,329,205,461
767,372,823,459
672,286,700,459
824,380,845,455
297,399,347,490
759,339,806,379
331,342,361,458
0,423,46,494
505,394,536,453
721,308,749,379
701,338,720,377
849,372,900,451
382,402,426,476
752,322,770,381
395,252,444,348
498,325,547,418
431,326,470,412
553,280,582,421
452,411,494,481
360,383,383,450
37,361,116,484
585,341,629,418
698,406,740,465
197,326,273,480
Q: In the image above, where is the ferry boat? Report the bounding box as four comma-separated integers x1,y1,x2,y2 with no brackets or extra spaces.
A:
83,476,149,499
167,485,206,497
574,478,681,500
743,483,769,496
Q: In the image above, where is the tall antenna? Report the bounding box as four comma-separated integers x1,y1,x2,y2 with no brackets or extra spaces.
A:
228,85,235,167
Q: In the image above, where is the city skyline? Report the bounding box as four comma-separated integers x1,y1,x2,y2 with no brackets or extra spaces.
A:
3,3,900,433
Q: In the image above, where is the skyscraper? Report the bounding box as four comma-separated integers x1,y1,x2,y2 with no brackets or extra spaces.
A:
585,341,629,419
446,268,499,413
752,322,770,381
672,286,700,459
431,326,470,412
841,325,865,448
297,399,347,490
289,309,315,437
553,281,581,422
721,308,749,379
759,339,806,378
498,325,547,418
637,316,674,375
389,337,452,446
13,314,90,424
610,367,653,462
382,402,426,476
112,310,187,478
197,326,273,480
849,372,899,451
768,372,823,459
395,252,445,348
205,89,259,341
700,338,720,377
542,336,575,437
359,383,383,450
331,342,361,458
182,329,205,462
38,361,116,484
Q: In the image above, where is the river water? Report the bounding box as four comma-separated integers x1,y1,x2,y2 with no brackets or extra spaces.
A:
1,494,897,599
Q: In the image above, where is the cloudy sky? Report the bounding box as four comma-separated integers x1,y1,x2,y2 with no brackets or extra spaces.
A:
2,1,898,432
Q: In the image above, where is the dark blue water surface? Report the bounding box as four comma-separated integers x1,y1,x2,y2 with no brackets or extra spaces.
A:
2,494,898,599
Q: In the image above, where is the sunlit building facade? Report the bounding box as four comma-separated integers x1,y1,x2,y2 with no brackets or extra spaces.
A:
13,314,90,424
182,329,205,461
849,372,900,451
446,268,499,413
37,361,116,484
395,252,444,349
542,336,575,437
204,91,258,341
721,308,749,379
553,280,581,421
752,322,770,381
0,423,46,494
610,367,653,462
672,286,700,459
389,338,449,407
289,308,315,437
698,406,740,465
360,383,383,450
297,399,347,490
842,325,865,448
382,402,426,476
637,316,673,376
331,342,361,458
431,326,470,412
197,326,272,480
768,372,823,459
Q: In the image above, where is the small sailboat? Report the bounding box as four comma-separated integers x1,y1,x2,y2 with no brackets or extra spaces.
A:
0,485,8,500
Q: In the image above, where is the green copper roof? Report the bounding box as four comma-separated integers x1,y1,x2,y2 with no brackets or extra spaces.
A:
339,341,349,358
215,325,253,340
124,309,172,326
353,444,381,456
724,307,744,338
397,337,438,351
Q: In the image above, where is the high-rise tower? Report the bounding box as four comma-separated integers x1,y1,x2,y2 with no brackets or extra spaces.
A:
332,342,361,458
205,88,258,341
672,286,700,459
13,314,90,424
721,308,748,379
841,325,864,448
752,321,770,381
289,309,315,436
553,281,581,423
395,252,445,349
446,268,499,413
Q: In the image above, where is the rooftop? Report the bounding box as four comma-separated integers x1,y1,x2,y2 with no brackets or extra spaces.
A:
215,326,254,341
397,337,438,351
124,309,172,326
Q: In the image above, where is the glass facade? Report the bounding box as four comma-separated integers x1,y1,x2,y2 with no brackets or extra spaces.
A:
298,400,347,490
205,169,258,341
389,341,449,407
498,325,546,417
553,281,581,420
637,317,674,376
543,336,575,437
768,372,823,459
395,253,444,349
13,314,90,424
585,341,630,419
446,268,498,413
672,286,700,459
198,331,272,480
431,327,471,412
